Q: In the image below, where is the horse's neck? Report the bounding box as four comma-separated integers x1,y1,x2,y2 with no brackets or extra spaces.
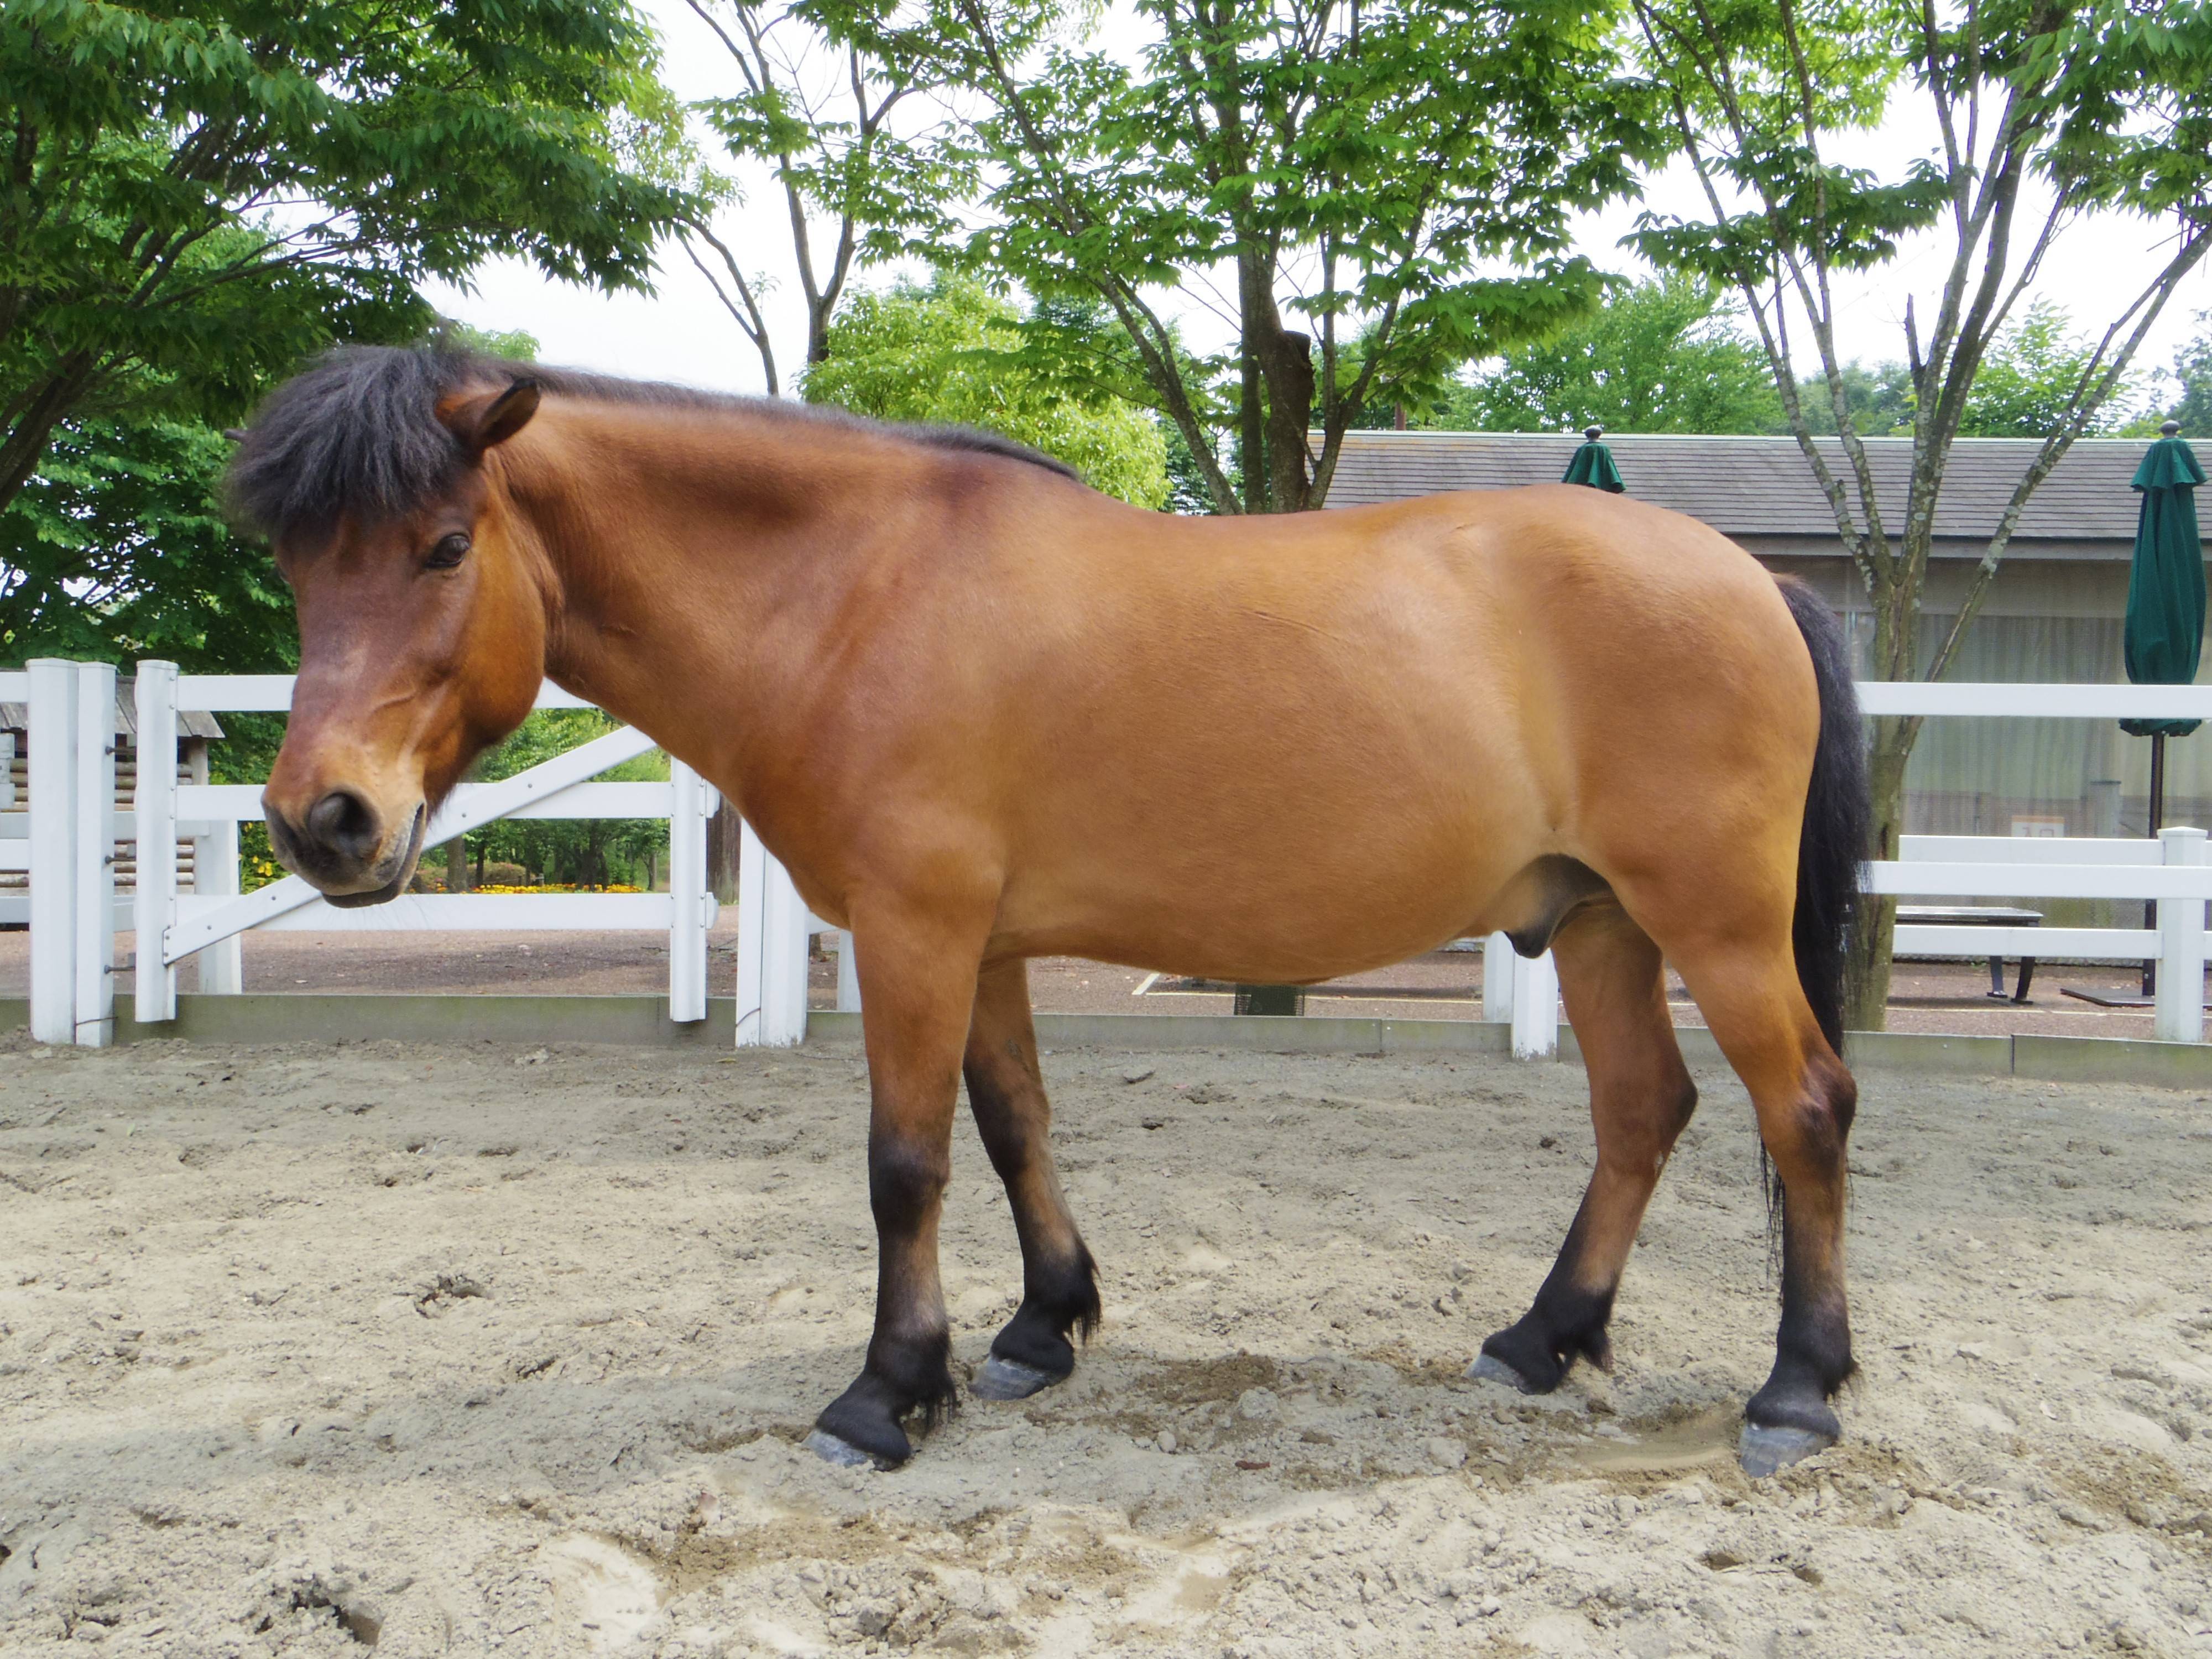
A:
504,400,887,755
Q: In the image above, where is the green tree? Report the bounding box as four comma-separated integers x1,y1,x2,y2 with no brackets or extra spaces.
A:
1959,300,2144,437
2171,320,2212,440
804,275,1172,508
1428,275,1783,435
466,712,670,890
1631,0,2212,1028
0,413,289,668
1799,361,1914,437
445,325,545,366
0,0,696,523
0,323,539,670
2135,311,2212,439
947,0,1669,514
1791,310,2142,441
682,0,979,393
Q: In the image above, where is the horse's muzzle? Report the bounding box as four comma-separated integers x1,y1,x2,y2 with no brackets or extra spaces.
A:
265,792,426,905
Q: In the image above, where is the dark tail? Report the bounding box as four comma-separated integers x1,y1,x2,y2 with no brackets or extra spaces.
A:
1776,577,1871,1053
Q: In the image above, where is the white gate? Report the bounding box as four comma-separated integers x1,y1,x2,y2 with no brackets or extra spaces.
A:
128,666,718,1030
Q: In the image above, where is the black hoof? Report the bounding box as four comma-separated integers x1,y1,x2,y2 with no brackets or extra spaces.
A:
1739,1423,1835,1477
1742,1366,1844,1475
985,1279,1092,1391
813,1364,951,1469
1466,1352,1539,1392
972,1355,1062,1401
812,1395,912,1468
1475,1310,1608,1395
1746,1382,1841,1433
806,1428,897,1470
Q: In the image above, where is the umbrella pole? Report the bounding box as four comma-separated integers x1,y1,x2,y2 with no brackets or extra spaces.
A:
2144,732,2167,997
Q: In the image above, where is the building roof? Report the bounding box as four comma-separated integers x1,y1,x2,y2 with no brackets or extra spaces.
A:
1,680,225,742
1319,430,2183,546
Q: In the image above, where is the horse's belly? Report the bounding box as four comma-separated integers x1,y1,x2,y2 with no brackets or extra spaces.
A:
993,791,1538,983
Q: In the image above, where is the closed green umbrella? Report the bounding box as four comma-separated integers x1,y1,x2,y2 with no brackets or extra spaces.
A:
2119,419,2205,994
1562,424,1625,492
2121,419,2206,763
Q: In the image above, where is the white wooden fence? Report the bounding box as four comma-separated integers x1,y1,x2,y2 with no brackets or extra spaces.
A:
6,662,129,1046
14,665,2212,1051
1489,680,2212,1056
17,661,724,1044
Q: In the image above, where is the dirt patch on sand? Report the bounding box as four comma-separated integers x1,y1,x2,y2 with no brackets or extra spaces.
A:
3,1034,2211,1655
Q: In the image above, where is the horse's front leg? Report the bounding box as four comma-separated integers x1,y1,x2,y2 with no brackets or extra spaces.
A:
807,903,988,1469
963,957,1100,1400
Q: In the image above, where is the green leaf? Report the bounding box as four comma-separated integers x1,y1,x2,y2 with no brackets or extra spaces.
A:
0,0,705,532
801,273,1173,508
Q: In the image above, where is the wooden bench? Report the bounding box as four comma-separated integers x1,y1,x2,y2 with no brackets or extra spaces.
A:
1894,905,2044,1001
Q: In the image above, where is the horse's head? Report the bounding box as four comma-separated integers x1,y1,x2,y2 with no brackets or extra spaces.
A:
228,347,550,905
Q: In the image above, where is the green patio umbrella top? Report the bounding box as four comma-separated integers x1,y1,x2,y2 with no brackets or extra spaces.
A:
2121,420,2208,739
1562,424,1625,493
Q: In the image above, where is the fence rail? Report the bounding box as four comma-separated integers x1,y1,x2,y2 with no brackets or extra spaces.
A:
14,664,2212,1052
1856,683,2212,719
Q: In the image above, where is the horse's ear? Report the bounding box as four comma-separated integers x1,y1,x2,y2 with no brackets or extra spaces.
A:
442,378,541,457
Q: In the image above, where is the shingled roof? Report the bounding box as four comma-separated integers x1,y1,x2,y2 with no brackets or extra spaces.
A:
1320,431,2179,548
0,681,225,742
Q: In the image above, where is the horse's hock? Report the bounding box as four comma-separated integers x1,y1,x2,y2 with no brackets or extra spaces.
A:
3,1031,2208,1656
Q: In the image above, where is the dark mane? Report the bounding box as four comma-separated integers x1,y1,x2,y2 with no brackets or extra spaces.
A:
224,343,1086,541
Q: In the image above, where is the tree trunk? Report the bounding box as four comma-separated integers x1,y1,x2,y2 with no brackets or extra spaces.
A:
1229,241,1316,514
1844,713,1917,1031
1260,323,1315,513
445,837,469,892
1237,343,1265,513
705,802,742,902
0,357,98,523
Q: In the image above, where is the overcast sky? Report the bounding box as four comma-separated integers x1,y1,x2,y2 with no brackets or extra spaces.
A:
426,0,2212,413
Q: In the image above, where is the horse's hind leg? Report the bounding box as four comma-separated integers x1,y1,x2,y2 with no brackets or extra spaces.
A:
1475,902,1695,1392
1666,932,1858,1475
962,958,1101,1400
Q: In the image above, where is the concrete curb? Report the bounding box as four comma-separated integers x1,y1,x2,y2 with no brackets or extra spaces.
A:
1,993,734,1048
2011,1033,2212,1088
3,997,2209,1087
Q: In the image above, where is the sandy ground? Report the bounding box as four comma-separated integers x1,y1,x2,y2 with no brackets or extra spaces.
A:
4,1031,2212,1657
0,929,2189,1039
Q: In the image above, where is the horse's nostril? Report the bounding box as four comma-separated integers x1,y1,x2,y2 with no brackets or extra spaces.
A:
305,790,380,861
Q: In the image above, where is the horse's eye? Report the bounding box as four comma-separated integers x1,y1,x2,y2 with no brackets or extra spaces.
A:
425,532,471,570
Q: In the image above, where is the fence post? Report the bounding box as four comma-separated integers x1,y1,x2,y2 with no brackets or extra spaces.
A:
1483,932,1515,1022
835,929,862,1012
71,662,117,1046
134,662,179,1024
27,660,79,1044
2156,827,2207,1044
1510,948,1559,1060
192,818,242,993
734,820,809,1046
666,761,710,1022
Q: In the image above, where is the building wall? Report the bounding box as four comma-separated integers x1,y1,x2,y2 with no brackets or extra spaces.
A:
0,732,202,911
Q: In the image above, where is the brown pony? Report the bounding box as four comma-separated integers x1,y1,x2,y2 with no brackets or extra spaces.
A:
232,346,1868,1477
